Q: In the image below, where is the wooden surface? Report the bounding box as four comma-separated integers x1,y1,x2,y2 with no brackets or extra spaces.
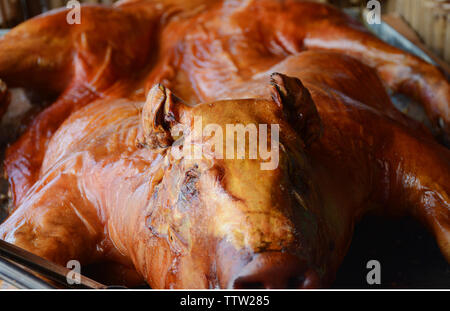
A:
383,13,450,75
386,0,450,64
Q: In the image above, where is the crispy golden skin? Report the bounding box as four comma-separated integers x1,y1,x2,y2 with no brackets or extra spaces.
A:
0,0,449,288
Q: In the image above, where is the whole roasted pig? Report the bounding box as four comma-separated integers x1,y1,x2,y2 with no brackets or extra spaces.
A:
0,0,449,288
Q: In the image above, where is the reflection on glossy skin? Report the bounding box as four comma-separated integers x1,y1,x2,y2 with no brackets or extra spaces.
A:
0,0,449,288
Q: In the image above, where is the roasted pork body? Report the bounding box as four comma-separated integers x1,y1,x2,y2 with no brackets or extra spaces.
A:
0,0,449,288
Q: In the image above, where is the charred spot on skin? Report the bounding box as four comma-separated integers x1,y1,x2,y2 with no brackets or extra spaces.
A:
178,165,201,205
145,205,162,237
145,184,166,237
146,188,189,255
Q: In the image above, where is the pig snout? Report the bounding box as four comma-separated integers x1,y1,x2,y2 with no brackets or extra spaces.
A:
229,252,319,289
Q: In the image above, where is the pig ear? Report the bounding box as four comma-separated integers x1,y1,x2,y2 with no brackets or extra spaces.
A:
270,73,322,147
136,84,187,151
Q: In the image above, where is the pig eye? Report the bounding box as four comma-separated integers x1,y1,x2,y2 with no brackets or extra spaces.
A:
285,150,308,195
290,169,307,194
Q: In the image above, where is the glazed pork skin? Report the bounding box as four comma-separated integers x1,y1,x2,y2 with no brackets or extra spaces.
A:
0,0,448,288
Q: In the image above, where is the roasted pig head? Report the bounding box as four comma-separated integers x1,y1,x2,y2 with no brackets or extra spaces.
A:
133,76,329,288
